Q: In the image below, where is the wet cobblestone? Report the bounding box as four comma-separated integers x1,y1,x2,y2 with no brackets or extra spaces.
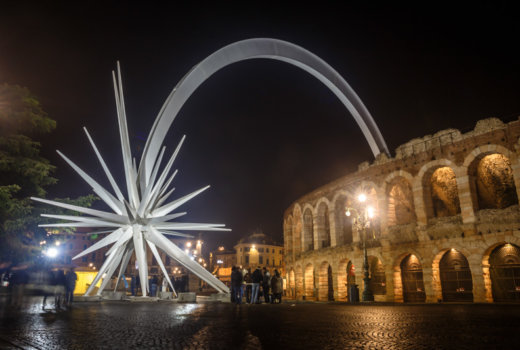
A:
0,297,519,349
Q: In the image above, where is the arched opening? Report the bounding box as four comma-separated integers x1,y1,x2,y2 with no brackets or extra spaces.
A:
425,167,461,218
471,153,518,210
293,213,302,256
303,208,314,251
369,257,386,295
304,263,315,299
387,177,416,226
400,254,426,302
327,265,334,301
334,195,353,245
318,262,333,301
439,249,473,302
285,217,293,258
289,269,295,299
489,243,520,302
317,202,331,248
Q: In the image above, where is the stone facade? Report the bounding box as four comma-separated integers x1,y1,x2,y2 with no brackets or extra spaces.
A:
283,117,520,303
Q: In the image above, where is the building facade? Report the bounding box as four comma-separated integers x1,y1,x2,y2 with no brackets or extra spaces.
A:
284,118,520,303
234,233,284,272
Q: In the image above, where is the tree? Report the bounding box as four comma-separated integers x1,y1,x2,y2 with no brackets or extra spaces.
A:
0,83,96,262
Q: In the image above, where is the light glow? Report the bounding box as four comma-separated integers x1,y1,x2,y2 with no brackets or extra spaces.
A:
357,193,367,203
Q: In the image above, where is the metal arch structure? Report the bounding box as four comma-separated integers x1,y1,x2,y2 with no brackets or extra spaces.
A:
140,38,390,184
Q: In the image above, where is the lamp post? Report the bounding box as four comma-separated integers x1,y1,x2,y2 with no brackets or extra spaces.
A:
345,193,375,302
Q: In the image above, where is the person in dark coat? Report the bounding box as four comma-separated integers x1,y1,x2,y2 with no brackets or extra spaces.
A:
65,268,77,307
271,270,283,304
262,268,271,303
231,266,243,304
54,270,66,309
251,267,263,304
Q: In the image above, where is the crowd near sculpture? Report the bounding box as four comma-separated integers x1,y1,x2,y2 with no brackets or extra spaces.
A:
33,38,388,297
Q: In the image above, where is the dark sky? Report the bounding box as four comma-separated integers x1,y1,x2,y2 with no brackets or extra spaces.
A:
1,2,520,251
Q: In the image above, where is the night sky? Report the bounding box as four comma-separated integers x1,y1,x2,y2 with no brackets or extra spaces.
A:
1,2,519,251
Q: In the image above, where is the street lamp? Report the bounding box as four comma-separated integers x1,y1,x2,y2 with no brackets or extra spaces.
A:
345,193,375,302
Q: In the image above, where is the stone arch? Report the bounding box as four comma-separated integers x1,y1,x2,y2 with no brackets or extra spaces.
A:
316,200,332,248
295,264,303,299
332,192,353,245
293,206,303,256
394,251,426,303
141,38,390,181
284,216,293,258
385,176,416,226
304,263,315,299
302,205,315,252
318,261,334,301
464,146,519,211
337,259,350,301
486,243,520,302
432,248,474,302
418,160,461,219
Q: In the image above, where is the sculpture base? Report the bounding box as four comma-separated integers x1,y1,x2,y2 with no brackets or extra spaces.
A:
177,292,197,303
101,291,126,300
75,295,103,302
209,293,231,303
128,296,160,302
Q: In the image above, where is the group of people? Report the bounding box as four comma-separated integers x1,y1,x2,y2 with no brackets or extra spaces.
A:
1,264,77,310
231,266,283,304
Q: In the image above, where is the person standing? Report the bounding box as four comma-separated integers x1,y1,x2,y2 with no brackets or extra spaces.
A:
54,270,66,309
65,268,77,307
151,275,158,297
251,266,263,304
271,270,283,304
262,268,271,303
231,266,243,304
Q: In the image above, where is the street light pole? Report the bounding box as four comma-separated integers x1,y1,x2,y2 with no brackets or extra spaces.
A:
346,193,374,302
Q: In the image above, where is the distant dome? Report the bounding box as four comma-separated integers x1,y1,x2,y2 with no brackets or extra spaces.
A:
238,233,278,245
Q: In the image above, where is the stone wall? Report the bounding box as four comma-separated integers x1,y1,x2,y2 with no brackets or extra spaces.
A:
283,117,520,303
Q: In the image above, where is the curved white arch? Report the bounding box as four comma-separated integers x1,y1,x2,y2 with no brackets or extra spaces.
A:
141,38,389,182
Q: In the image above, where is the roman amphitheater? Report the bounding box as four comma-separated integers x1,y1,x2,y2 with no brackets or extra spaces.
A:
283,117,520,303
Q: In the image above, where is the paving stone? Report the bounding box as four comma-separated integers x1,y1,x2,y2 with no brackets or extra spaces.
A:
0,296,519,349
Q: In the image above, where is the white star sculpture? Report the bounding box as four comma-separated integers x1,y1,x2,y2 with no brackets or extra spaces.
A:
31,63,230,297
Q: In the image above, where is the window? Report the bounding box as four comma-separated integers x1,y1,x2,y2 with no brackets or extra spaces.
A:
258,248,264,253
91,253,96,261
266,259,269,266
240,256,243,264
83,245,87,250
73,236,76,240
259,256,263,264
272,248,275,253
240,248,242,252
82,257,87,262
69,244,73,249
280,250,283,254
82,236,85,240
66,256,72,264
244,247,250,252
245,255,249,264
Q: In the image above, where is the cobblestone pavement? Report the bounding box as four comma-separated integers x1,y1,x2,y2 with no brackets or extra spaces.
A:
0,296,519,349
